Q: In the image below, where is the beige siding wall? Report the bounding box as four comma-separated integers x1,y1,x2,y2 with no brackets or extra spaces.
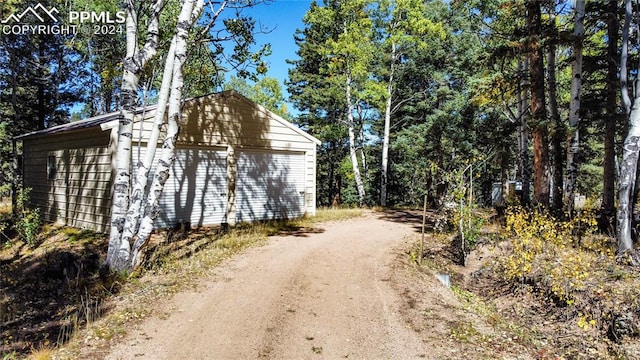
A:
22,128,112,232
21,91,318,232
305,150,317,215
232,149,306,223
132,145,228,229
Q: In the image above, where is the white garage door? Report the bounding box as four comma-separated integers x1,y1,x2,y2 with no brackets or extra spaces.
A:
134,147,228,228
236,150,305,222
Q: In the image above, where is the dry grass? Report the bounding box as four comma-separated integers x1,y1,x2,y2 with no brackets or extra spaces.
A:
409,208,640,359
308,207,365,223
423,208,640,359
26,347,54,360
0,225,107,359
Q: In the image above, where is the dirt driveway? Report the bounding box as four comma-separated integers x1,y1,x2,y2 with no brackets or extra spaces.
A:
105,211,436,359
102,212,528,359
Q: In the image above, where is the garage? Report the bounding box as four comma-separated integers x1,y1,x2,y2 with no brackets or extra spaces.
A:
153,147,228,228
18,90,320,232
235,150,305,222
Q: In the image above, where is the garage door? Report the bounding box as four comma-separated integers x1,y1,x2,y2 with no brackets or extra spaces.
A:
134,147,228,228
236,150,305,222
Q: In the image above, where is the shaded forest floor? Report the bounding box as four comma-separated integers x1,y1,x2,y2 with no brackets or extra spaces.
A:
1,225,113,356
2,208,640,358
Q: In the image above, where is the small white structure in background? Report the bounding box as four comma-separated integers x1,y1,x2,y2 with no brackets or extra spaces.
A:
491,181,522,206
574,194,587,210
492,183,594,211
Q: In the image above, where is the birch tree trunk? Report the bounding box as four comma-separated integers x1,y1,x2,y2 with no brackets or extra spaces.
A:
121,37,176,259
617,0,638,258
564,0,585,216
380,42,395,207
106,0,165,271
359,119,367,178
618,99,640,257
130,0,205,268
346,74,366,205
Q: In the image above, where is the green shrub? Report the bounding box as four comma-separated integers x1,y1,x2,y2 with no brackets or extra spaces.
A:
14,187,41,246
0,183,10,199
452,204,484,251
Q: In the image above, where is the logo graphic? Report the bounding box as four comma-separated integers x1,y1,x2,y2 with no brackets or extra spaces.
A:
1,3,59,24
1,3,125,36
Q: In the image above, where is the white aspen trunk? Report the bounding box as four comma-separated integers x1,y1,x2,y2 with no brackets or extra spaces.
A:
106,6,138,271
130,0,205,268
618,96,640,256
360,124,367,177
108,72,137,270
380,42,395,207
621,0,633,115
565,130,579,209
564,0,585,215
121,37,177,255
618,0,637,257
346,74,366,205
106,0,165,271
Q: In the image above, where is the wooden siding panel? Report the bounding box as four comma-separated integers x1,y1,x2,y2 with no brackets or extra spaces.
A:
175,94,316,152
23,128,110,151
22,131,113,232
131,106,316,151
305,150,316,215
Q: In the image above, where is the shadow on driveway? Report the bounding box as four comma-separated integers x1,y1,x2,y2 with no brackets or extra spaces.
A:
374,209,443,234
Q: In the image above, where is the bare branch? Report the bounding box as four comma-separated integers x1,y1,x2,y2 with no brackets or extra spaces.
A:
138,0,167,68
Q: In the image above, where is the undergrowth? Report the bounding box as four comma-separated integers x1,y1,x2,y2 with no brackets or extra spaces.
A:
0,226,108,359
495,205,640,356
499,206,605,305
1,187,42,248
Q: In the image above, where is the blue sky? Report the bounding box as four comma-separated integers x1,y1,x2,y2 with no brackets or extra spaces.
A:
69,1,312,117
240,0,312,103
